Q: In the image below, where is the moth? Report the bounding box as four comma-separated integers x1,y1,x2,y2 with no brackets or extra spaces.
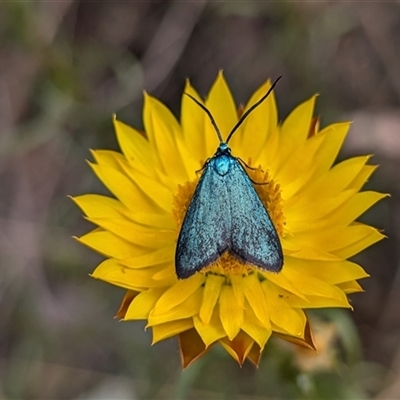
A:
175,77,283,279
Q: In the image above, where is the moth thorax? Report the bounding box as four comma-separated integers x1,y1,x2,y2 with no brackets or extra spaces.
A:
214,154,232,176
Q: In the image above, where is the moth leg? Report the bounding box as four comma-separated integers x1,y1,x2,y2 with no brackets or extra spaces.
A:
237,157,258,170
250,178,268,186
196,158,211,174
237,158,268,185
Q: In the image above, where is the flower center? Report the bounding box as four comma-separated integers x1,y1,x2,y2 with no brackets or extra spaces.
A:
172,163,285,276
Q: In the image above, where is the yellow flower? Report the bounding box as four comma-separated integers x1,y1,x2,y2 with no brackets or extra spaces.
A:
73,72,386,368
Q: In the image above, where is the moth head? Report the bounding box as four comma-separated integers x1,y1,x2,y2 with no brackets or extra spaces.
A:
217,143,231,155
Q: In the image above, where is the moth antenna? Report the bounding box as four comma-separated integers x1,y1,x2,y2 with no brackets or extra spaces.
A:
184,93,224,144
226,76,282,144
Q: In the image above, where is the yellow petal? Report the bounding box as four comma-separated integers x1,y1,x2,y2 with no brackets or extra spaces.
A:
125,213,175,230
265,270,308,300
152,266,175,281
71,194,128,220
241,301,271,349
333,225,385,258
72,190,173,228
89,162,165,213
281,95,317,145
91,259,174,289
230,274,245,307
281,262,351,302
152,273,205,313
256,127,280,176
199,274,224,324
243,274,270,328
205,71,238,150
113,117,153,175
91,149,126,173
151,319,193,343
86,217,175,248
194,308,226,347
116,160,175,207
180,80,208,163
282,257,369,286
282,237,341,261
274,96,317,177
274,318,316,350
325,191,388,228
143,93,188,182
347,164,377,191
313,122,350,176
277,132,327,198
230,79,278,162
124,288,166,320
301,156,371,200
337,280,364,293
148,286,202,325
262,280,306,336
77,230,140,259
285,190,357,229
119,247,174,268
295,224,380,253
280,288,351,309
219,284,244,340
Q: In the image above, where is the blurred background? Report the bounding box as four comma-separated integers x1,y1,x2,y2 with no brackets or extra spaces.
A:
0,1,397,399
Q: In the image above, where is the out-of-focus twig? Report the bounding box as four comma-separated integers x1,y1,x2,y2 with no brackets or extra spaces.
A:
142,0,207,92
357,4,400,102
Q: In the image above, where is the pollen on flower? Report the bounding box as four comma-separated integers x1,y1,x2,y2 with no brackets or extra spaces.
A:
202,252,253,276
172,179,198,228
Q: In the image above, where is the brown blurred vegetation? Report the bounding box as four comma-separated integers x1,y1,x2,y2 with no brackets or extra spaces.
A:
0,1,397,399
